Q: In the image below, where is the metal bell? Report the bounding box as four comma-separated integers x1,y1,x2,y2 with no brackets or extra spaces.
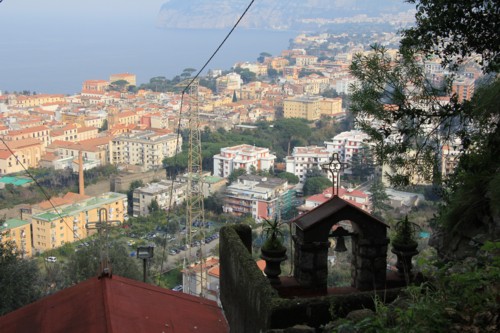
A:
334,236,347,252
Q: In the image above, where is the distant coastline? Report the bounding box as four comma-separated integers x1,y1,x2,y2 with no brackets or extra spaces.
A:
0,27,295,95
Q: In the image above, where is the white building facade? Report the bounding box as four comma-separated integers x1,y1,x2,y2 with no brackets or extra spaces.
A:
213,144,276,178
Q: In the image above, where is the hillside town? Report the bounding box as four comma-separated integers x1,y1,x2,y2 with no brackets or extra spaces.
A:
1,9,496,329
0,29,481,258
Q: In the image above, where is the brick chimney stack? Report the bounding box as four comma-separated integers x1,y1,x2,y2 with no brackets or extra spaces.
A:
79,150,85,196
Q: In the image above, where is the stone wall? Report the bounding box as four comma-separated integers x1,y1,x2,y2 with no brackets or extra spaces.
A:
110,170,164,192
219,225,399,332
220,224,278,332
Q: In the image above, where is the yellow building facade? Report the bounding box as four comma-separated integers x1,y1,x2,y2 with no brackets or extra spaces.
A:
0,218,33,258
0,138,45,175
31,192,127,253
283,95,322,121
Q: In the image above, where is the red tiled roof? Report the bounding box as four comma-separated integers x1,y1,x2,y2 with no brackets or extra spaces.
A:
0,275,228,333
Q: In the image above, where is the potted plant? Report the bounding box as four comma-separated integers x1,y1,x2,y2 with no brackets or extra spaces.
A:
260,217,287,285
391,216,420,278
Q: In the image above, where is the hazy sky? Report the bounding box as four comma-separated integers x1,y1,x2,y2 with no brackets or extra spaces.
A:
0,1,164,21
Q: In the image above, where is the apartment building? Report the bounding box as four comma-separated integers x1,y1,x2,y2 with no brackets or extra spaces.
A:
320,98,343,117
441,144,460,179
452,76,475,102
269,57,290,72
285,146,331,184
31,192,127,253
8,94,65,108
132,180,187,217
0,138,45,175
213,144,276,178
222,175,294,221
45,136,112,168
215,73,241,94
324,130,370,168
110,131,181,170
0,218,32,258
283,95,322,120
283,66,300,80
3,125,51,147
295,55,318,66
50,124,79,142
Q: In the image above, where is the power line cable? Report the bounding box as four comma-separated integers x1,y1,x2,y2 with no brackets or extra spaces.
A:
155,0,256,283
0,137,85,247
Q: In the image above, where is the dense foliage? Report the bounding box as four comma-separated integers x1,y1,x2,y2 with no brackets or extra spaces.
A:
0,165,119,210
0,242,42,316
402,0,499,72
333,242,500,332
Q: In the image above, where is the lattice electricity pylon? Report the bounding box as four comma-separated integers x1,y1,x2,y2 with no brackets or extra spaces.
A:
184,79,207,297
86,208,122,278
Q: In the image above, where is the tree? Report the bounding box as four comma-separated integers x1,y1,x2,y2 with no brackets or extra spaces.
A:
127,180,144,214
109,80,129,92
369,179,390,219
402,0,499,72
273,118,312,155
98,119,108,132
228,168,247,184
349,144,375,182
204,193,224,214
276,171,299,184
234,67,256,83
257,52,272,63
65,241,142,284
350,44,464,186
148,199,160,213
0,241,42,315
267,68,279,79
303,174,332,196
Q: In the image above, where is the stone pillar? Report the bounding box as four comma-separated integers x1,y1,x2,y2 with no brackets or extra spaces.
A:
352,238,389,291
293,235,330,290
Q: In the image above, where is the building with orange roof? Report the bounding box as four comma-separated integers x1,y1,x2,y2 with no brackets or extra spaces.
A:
0,138,45,175
4,125,51,147
0,274,228,333
182,257,220,300
82,80,109,93
76,126,99,141
298,187,370,213
83,115,105,129
109,73,136,86
50,123,79,142
108,110,139,129
61,111,86,127
7,94,65,108
45,136,112,168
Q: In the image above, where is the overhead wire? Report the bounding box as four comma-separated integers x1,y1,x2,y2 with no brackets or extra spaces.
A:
0,137,84,246
155,0,256,284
